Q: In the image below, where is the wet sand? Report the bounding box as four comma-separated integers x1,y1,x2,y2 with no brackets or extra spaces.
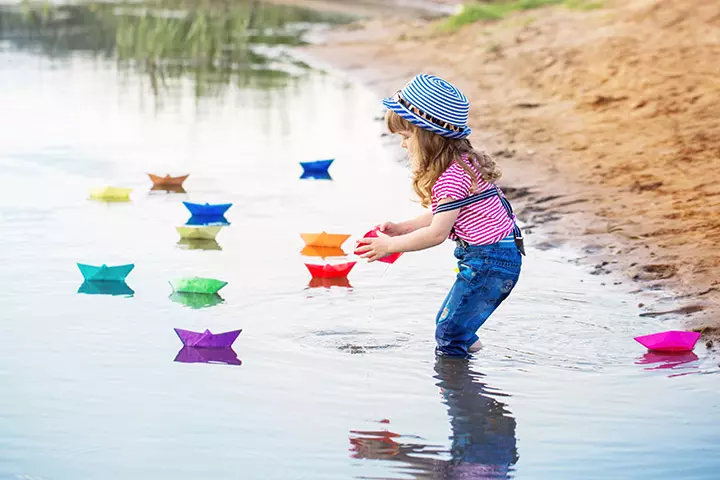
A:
298,0,720,338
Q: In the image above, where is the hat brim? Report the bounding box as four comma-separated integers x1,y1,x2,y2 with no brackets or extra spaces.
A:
382,97,471,139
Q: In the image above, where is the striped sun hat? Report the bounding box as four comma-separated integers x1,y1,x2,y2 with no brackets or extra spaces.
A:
382,74,471,139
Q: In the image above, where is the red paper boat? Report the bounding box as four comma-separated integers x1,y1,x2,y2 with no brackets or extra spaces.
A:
304,261,356,279
354,227,402,264
148,173,189,187
633,330,701,352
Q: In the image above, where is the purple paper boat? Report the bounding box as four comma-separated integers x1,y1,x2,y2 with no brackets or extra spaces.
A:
174,328,241,348
174,347,242,366
633,330,701,352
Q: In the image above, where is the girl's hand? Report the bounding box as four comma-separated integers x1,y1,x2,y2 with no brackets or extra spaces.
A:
355,231,394,262
377,221,404,237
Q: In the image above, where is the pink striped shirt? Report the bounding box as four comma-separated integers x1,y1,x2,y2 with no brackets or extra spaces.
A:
431,157,515,245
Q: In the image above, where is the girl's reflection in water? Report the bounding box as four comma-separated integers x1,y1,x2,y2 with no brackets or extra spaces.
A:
350,357,518,479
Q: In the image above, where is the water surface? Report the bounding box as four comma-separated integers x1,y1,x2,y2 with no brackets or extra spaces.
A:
0,2,719,479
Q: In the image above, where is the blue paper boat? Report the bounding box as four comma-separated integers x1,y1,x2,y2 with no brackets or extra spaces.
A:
186,214,230,226
78,280,135,296
77,263,135,282
300,159,334,174
182,202,232,217
300,171,333,181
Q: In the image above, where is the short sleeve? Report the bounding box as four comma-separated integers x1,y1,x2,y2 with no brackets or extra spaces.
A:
432,163,471,202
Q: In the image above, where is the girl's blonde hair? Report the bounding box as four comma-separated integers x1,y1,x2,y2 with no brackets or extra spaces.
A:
385,110,502,208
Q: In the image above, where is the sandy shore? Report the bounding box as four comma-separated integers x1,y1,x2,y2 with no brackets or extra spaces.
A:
298,0,720,337
265,0,461,17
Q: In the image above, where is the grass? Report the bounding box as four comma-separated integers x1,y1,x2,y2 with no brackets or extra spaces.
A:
439,0,602,31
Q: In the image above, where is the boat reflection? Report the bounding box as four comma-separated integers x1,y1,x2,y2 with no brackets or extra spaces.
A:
174,347,241,366
77,280,135,297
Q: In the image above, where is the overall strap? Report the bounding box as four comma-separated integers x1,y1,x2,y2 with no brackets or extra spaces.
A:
434,186,526,256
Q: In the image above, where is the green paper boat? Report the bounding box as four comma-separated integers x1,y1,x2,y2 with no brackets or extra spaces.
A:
169,277,228,294
169,292,224,309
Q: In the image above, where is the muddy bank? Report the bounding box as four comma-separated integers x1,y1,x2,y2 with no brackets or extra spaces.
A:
265,0,460,17
300,0,720,335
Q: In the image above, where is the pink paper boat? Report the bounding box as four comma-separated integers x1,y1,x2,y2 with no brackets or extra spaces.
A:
174,328,241,348
633,330,701,352
354,227,403,264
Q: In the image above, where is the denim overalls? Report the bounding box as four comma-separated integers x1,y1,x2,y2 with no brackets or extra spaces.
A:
434,187,524,357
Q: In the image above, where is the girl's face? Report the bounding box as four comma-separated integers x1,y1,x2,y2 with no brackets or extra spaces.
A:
400,130,419,167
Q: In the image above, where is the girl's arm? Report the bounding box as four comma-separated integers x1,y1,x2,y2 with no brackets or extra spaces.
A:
382,212,433,235
357,201,459,261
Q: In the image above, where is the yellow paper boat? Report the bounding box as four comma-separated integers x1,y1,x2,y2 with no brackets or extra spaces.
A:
89,186,132,201
176,225,223,240
300,232,350,248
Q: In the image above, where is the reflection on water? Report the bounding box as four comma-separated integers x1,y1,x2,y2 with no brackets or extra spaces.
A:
0,0,350,101
169,291,224,309
308,277,352,289
300,171,333,180
176,238,222,251
301,245,347,259
174,346,241,366
636,351,700,371
150,184,187,194
186,215,230,226
78,280,135,296
350,358,517,479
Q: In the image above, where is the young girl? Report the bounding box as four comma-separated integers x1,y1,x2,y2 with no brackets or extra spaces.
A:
355,74,524,357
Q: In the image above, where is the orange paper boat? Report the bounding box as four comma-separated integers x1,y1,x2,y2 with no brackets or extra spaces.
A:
300,246,347,259
148,173,189,187
300,232,350,248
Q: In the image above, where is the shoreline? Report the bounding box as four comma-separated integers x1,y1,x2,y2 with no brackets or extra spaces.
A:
296,0,720,339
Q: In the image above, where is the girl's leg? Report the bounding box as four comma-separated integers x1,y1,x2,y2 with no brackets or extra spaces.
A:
435,256,521,357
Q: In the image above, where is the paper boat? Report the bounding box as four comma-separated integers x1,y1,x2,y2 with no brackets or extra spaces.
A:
174,328,242,348
633,330,701,352
174,347,241,366
169,292,224,309
78,280,134,296
354,227,403,264
169,277,227,294
182,201,232,217
305,261,356,279
77,263,135,282
300,159,334,174
300,246,347,259
176,225,223,240
89,186,132,201
308,277,352,289
300,232,350,248
176,238,222,251
300,171,333,180
148,173,189,187
186,214,230,226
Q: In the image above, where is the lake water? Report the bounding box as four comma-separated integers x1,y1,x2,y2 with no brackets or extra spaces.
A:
1,2,719,479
